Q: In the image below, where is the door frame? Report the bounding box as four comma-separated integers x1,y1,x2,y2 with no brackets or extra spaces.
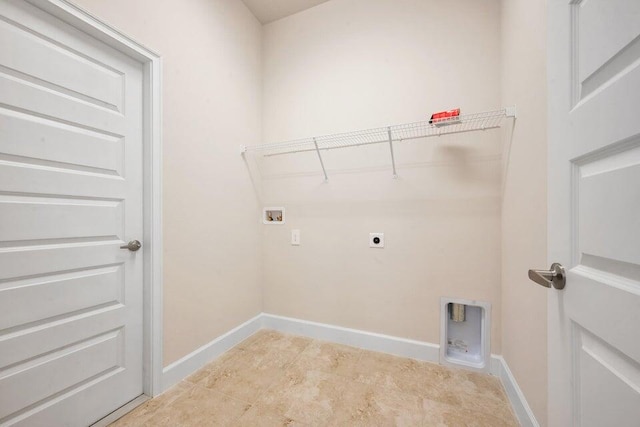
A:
24,0,164,398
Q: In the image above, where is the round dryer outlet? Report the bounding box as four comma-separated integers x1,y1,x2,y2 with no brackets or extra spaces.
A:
369,233,384,248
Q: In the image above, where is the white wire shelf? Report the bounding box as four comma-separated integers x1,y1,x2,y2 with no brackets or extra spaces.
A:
242,107,516,180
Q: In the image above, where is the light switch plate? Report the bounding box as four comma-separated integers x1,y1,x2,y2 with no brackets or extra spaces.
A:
369,232,384,248
291,229,300,246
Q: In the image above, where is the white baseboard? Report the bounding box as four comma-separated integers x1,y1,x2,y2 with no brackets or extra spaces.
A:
161,313,262,391
493,355,540,427
160,312,538,427
262,313,440,362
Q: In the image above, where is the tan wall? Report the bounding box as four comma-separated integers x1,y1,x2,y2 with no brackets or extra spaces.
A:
500,0,548,424
73,0,264,366
259,0,504,352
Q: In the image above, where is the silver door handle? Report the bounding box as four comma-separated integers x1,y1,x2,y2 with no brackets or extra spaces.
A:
528,262,566,289
120,240,142,252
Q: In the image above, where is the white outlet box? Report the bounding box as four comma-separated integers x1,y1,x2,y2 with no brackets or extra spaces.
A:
291,229,300,246
369,233,384,248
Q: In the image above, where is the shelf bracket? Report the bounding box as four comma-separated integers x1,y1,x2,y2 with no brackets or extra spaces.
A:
387,127,398,178
313,137,328,181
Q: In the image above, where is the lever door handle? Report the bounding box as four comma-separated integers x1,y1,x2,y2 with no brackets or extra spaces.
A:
528,263,566,290
120,240,142,252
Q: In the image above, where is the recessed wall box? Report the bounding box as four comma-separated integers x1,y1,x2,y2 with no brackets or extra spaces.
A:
263,207,285,224
440,297,491,373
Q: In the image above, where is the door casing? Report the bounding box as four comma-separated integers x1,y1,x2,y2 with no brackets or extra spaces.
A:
25,0,164,399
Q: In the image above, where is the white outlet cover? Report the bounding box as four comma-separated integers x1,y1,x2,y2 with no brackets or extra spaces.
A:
369,233,384,248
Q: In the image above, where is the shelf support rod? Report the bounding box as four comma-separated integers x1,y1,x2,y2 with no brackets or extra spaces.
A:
313,137,328,181
387,127,398,178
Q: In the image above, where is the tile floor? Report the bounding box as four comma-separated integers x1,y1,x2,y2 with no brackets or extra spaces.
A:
110,330,519,426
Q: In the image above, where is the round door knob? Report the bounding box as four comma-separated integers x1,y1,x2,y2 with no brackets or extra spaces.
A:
120,240,142,252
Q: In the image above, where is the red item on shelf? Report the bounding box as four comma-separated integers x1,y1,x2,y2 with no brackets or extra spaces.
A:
429,108,460,124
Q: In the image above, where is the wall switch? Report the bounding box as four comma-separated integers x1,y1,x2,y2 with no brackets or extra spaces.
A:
291,229,301,246
369,232,384,248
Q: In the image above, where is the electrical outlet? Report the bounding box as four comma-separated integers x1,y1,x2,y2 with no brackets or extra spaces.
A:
291,229,300,246
369,232,384,248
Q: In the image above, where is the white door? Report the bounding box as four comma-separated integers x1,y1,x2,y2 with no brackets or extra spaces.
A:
547,0,640,426
0,0,145,425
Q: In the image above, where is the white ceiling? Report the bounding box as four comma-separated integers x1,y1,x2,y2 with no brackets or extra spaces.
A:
241,0,332,24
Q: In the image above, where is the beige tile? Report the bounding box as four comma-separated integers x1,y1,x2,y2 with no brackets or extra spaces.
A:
255,366,369,426
422,368,516,422
352,350,441,392
236,404,306,426
184,347,246,384
462,370,509,401
349,349,518,425
453,391,516,425
292,340,362,378
144,385,251,427
398,365,472,403
423,399,519,427
355,350,428,379
109,381,192,427
196,348,285,402
329,385,424,427
242,329,312,357
111,333,518,427
354,351,459,399
237,329,274,350
184,366,213,384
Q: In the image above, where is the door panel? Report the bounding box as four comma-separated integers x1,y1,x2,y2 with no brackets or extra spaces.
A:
0,196,123,242
0,242,127,279
0,305,125,369
0,16,125,112
0,329,124,419
576,0,640,99
574,326,640,427
0,0,144,425
0,265,124,330
0,108,124,176
576,151,640,265
548,0,640,426
0,71,127,133
0,162,126,199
